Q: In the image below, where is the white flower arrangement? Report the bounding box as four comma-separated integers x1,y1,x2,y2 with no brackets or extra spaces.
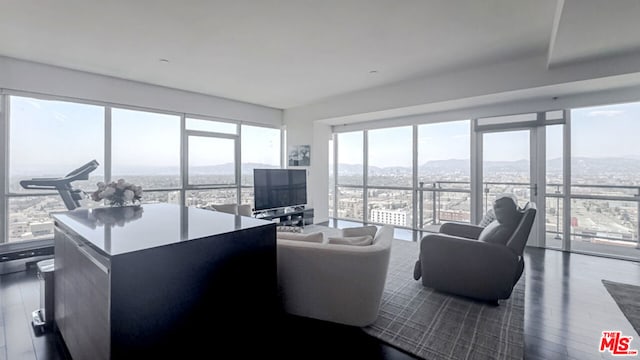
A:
90,179,143,206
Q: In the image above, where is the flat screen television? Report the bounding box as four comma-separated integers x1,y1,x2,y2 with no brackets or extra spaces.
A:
253,169,307,211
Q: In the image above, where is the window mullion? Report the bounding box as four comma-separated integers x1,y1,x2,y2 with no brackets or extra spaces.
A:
104,107,112,184
0,95,8,244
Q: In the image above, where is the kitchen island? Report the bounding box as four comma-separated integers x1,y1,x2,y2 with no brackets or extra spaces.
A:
52,203,276,359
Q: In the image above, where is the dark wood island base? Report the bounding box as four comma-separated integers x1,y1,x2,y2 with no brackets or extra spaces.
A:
53,204,276,359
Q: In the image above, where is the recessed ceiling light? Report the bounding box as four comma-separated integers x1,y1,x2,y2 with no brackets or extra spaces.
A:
159,58,170,63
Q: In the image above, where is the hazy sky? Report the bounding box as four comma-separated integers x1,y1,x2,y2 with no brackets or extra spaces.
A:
338,120,473,166
8,96,640,175
9,96,280,176
337,103,640,167
572,102,640,158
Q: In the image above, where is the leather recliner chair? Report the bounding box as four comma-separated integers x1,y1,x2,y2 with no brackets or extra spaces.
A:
413,201,536,302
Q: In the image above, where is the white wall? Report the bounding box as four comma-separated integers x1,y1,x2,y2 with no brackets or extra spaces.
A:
284,114,331,223
0,56,282,125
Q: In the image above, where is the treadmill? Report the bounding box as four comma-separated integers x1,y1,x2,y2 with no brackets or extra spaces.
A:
18,160,99,334
20,159,99,211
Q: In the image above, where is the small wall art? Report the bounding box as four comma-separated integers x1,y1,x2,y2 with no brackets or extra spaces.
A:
288,144,310,166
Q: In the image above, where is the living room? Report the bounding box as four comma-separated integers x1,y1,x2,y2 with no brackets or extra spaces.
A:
1,1,640,359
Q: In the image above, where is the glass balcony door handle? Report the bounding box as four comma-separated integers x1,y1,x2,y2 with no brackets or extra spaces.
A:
530,184,538,196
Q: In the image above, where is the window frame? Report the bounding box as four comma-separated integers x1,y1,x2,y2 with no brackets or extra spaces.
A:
0,90,282,247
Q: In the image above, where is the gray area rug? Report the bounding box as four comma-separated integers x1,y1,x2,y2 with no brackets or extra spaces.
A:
363,239,525,360
603,280,640,335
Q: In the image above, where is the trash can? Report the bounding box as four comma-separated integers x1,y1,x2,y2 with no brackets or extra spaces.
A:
32,258,54,333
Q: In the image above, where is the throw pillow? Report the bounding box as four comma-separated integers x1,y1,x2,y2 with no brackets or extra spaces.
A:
328,235,373,246
478,208,496,227
478,196,523,245
477,220,513,245
493,196,522,227
277,232,323,243
478,194,518,227
341,225,378,238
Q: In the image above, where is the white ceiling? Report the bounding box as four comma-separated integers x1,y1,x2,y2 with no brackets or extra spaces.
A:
0,0,639,110
548,0,640,66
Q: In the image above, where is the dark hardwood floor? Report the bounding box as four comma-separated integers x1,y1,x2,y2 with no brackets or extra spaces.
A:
523,247,640,360
1,246,639,359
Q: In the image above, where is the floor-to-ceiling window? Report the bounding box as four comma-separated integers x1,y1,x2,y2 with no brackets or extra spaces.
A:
417,120,471,228
113,108,182,205
570,103,640,259
184,117,238,207
335,131,364,221
328,137,334,218
333,122,471,230
367,126,413,227
7,96,104,241
240,124,282,206
329,101,638,261
1,93,282,246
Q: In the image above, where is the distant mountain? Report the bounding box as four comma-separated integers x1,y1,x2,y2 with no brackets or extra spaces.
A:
483,159,529,173
546,158,562,172
76,162,277,176
546,157,640,174
368,165,412,176
420,158,530,174
12,157,640,179
337,164,364,175
570,157,640,175
419,159,470,174
189,162,279,175
336,157,640,177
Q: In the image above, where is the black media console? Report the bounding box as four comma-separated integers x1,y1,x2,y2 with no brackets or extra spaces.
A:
256,208,314,227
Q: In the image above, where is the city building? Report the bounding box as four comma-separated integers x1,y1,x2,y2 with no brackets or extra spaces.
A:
1,2,640,359
370,209,409,227
29,221,54,238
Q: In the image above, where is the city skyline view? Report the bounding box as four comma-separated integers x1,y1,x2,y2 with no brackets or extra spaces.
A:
4,94,640,261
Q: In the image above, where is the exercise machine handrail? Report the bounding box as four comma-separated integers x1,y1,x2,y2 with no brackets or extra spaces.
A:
20,160,99,210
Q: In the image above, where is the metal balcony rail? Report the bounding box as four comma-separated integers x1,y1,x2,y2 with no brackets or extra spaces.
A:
417,181,640,246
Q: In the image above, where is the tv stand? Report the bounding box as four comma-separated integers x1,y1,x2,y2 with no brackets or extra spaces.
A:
256,208,314,227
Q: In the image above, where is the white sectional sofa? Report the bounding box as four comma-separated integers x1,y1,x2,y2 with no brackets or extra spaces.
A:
276,225,393,326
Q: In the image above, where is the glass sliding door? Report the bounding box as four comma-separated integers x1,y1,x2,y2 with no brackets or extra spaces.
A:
545,124,564,249
476,112,545,247
482,130,532,214
476,111,568,250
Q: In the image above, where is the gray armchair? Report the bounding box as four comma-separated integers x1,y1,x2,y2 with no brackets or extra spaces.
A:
413,202,536,302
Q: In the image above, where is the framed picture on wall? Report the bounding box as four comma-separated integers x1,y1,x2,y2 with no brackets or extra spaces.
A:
288,145,310,166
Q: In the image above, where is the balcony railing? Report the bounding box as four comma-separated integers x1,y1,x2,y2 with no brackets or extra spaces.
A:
417,181,640,247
